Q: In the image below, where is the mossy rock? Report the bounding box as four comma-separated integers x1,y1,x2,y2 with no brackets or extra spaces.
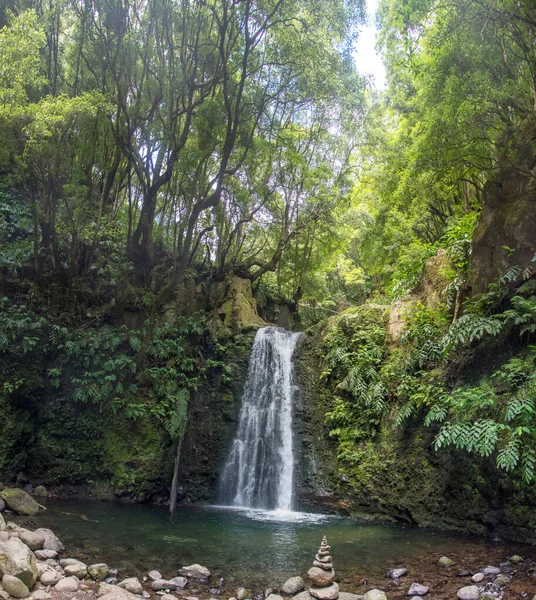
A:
1,488,39,516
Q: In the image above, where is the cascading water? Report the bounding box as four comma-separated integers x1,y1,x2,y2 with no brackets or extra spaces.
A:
218,326,303,511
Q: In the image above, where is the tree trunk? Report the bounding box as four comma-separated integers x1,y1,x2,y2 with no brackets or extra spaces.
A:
169,414,190,520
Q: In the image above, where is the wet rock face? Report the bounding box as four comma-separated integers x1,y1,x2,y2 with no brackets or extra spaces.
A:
470,161,536,295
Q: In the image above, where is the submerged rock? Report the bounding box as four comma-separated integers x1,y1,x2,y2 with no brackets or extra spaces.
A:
387,568,407,580
0,490,39,517
482,566,500,576
437,557,456,568
406,584,429,597
456,586,479,600
2,574,30,598
179,564,210,579
509,555,523,564
33,487,47,498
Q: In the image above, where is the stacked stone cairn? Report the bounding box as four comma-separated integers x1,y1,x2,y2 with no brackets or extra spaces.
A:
307,536,339,600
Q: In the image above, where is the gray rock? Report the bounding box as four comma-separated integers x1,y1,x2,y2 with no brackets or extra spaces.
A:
266,595,284,600
152,579,179,591
105,577,119,585
339,594,363,600
308,568,335,587
0,514,5,532
0,490,39,517
98,584,142,600
89,564,110,581
33,487,47,498
17,529,45,551
34,550,58,561
406,584,429,597
118,578,143,594
456,586,479,600
2,574,30,598
161,595,178,600
471,573,484,583
64,562,88,578
55,576,80,592
363,591,387,600
482,567,500,576
493,576,507,587
0,591,8,600
0,499,5,512
142,593,151,599
169,577,187,589
309,583,339,600
387,568,407,579
32,591,51,600
0,533,8,542
236,588,249,600
0,537,38,587
282,577,305,595
265,589,275,599
34,529,64,553
509,555,523,564
178,564,210,579
148,570,163,581
40,570,63,585
437,557,456,568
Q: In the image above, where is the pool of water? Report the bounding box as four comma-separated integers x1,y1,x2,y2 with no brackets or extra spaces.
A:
21,499,516,590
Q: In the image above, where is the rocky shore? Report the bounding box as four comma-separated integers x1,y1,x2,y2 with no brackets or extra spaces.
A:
1,488,536,600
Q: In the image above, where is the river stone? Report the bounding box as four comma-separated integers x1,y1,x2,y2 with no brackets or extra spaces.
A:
309,583,339,600
0,499,5,512
437,557,456,568
266,594,284,600
89,564,110,581
179,564,210,579
290,592,309,600
482,566,500,576
55,576,80,592
152,579,178,591
493,576,507,587
406,584,429,596
99,588,141,600
456,586,479,600
170,577,188,589
308,567,335,587
282,577,305,595
148,570,163,581
161,595,178,600
64,562,88,578
509,555,523,564
236,587,249,600
0,537,38,587
387,568,407,579
0,515,5,533
119,578,143,594
2,574,29,598
471,573,484,583
0,534,8,542
33,487,47,498
34,529,64,553
0,490,39,517
34,550,58,561
17,529,45,551
363,591,386,600
40,569,63,585
32,591,51,600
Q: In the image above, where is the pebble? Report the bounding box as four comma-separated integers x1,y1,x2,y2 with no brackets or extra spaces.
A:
406,583,429,596
493,575,508,587
437,556,456,568
471,573,484,583
282,577,305,595
148,571,163,581
363,591,387,600
482,566,501,576
509,555,523,564
456,586,480,600
387,568,407,579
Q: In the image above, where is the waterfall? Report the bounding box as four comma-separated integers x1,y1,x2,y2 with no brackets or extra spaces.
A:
218,326,303,511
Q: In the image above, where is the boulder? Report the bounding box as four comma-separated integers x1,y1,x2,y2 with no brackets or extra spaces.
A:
0,537,38,587
33,529,63,553
437,557,455,568
0,490,39,517
308,568,335,587
178,564,210,579
55,576,80,592
456,586,479,600
17,529,45,551
40,570,63,585
282,577,305,595
89,564,110,581
406,584,429,597
309,583,339,600
387,568,407,579
1,574,29,598
118,578,143,594
363,591,387,600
